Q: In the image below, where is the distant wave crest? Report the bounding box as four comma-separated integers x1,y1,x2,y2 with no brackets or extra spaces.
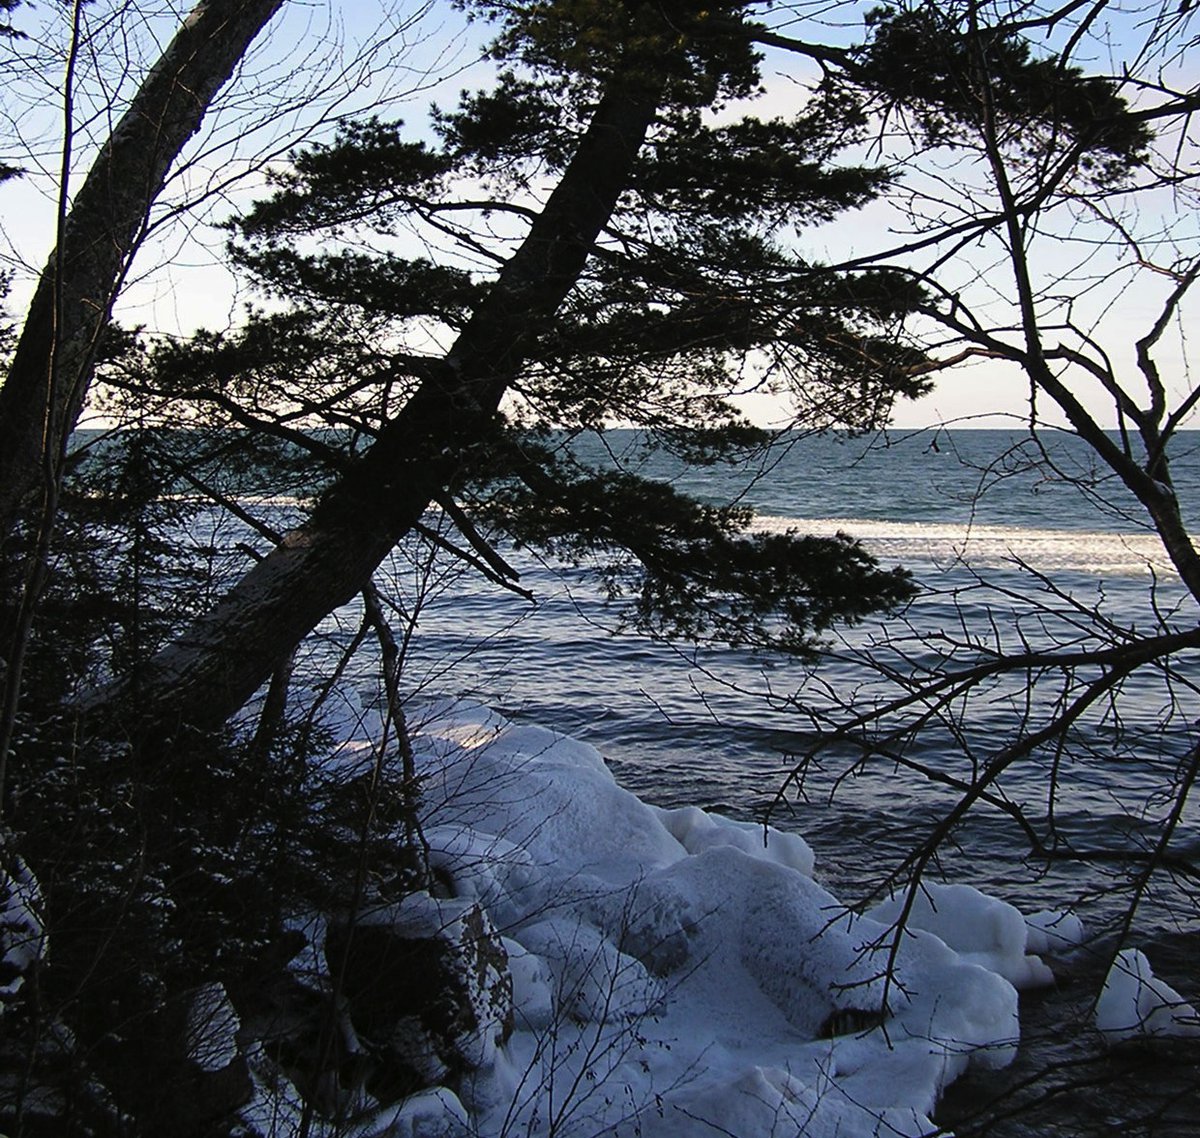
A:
751,515,1177,576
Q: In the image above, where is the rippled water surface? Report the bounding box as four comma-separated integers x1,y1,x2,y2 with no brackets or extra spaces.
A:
306,439,1149,936
376,428,1200,1133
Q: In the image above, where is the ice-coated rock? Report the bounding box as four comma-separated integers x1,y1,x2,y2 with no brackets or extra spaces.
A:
1025,909,1086,956
357,703,1031,1137
1097,948,1200,1042
870,882,1055,989
516,916,663,1023
654,805,816,877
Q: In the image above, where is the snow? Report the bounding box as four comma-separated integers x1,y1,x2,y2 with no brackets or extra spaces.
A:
0,854,47,1011
1025,909,1086,956
1096,949,1200,1043
868,882,1057,990
255,697,1105,1136
408,701,1039,1134
370,1087,471,1137
185,981,241,1071
655,804,816,877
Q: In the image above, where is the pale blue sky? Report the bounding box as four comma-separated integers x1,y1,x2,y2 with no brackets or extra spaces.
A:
1,0,1193,432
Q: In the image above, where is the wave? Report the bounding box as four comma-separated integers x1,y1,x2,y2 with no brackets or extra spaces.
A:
751,515,1180,575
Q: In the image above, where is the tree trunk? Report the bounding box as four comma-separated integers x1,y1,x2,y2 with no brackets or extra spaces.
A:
0,0,285,542
87,70,666,743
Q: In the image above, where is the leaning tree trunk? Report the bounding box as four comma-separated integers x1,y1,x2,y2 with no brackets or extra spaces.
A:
0,0,286,542
88,68,666,744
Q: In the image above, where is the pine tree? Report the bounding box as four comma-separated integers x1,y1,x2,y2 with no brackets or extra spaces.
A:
95,0,1146,745
89,0,935,740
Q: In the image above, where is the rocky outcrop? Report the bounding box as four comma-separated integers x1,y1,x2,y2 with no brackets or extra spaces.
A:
0,853,519,1136
325,894,512,1104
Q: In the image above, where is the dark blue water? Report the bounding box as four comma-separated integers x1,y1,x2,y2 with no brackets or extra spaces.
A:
356,429,1200,947
138,425,1198,1132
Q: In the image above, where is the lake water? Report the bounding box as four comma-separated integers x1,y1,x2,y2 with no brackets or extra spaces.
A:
366,431,1196,923
374,426,1200,1134
86,423,1198,1134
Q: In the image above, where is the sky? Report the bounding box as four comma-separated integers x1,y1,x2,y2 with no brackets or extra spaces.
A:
1,0,1195,433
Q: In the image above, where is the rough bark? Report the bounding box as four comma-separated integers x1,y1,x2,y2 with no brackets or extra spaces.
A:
0,0,285,541
88,69,666,743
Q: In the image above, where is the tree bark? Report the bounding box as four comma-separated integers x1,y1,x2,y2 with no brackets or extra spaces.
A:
0,0,285,542
88,69,666,743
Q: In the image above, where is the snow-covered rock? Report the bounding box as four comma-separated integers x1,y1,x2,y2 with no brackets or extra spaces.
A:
869,882,1056,990
654,804,816,876
516,915,663,1023
245,698,1070,1137
1096,948,1200,1043
1025,909,1086,956
401,702,1026,1138
500,938,555,1029
366,1087,471,1137
186,982,241,1072
326,894,513,1099
0,854,46,1013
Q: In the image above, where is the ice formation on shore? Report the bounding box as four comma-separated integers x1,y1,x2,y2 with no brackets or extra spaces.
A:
244,699,1090,1138
1096,949,1200,1043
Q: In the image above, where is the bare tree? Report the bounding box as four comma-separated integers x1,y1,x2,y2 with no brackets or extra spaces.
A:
0,0,288,538
775,0,1200,988
0,0,446,786
0,0,287,792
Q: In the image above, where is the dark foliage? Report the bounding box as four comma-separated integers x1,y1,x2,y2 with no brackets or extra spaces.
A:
0,2,1175,1132
471,434,916,656
854,4,1151,174
235,117,453,238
